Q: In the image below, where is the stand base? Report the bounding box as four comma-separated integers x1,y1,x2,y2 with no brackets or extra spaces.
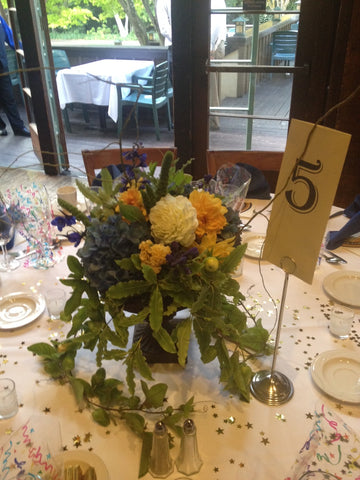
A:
250,370,294,405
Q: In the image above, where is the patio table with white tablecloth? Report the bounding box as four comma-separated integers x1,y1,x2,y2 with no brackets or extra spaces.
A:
0,199,359,480
56,59,154,123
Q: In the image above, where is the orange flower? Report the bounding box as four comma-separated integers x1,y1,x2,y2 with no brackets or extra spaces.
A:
189,190,228,238
197,233,235,258
119,187,146,216
139,240,171,274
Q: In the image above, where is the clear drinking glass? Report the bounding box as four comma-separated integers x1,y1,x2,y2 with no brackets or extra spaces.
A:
0,210,20,272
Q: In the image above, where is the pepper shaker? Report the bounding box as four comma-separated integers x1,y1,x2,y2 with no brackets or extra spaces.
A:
149,421,174,478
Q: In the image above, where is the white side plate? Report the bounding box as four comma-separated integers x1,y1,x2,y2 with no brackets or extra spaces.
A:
242,233,266,259
0,292,45,329
311,349,360,403
59,450,109,480
323,270,360,308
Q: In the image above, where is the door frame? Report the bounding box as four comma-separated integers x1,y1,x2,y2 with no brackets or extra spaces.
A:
172,0,353,183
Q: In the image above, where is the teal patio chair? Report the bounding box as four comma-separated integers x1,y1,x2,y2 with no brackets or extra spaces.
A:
52,49,91,133
116,61,172,140
270,30,298,78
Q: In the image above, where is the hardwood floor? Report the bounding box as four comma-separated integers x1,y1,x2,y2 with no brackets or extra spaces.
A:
0,74,292,198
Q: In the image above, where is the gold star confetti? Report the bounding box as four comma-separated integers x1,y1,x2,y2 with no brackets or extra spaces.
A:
213,467,219,473
261,437,270,445
73,435,81,447
62,446,68,451
276,413,286,422
213,413,218,418
84,432,92,442
238,462,245,468
245,422,253,429
5,428,13,435
229,459,235,464
306,412,314,419
43,407,51,413
216,428,224,435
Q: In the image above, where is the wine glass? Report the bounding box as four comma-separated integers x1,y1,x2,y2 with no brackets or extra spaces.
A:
0,208,20,271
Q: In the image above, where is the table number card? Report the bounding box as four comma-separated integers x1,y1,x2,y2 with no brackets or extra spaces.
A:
262,119,351,284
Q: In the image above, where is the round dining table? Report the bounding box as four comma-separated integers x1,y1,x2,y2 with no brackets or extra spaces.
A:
0,198,359,480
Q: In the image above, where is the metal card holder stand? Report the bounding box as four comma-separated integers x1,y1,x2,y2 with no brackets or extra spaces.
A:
250,256,296,406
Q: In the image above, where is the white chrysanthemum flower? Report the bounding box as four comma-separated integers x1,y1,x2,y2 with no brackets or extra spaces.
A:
149,194,198,247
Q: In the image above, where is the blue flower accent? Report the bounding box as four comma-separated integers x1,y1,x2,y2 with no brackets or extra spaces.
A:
51,215,76,232
67,231,83,247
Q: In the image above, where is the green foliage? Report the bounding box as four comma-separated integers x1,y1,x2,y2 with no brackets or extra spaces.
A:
28,150,271,478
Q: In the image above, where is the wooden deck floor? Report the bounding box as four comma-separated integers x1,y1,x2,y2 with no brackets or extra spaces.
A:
0,75,292,194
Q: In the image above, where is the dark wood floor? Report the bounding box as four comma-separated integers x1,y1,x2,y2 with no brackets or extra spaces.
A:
0,74,292,195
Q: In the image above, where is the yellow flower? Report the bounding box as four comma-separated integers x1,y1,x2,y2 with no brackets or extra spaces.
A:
149,194,198,247
139,240,171,274
189,190,228,238
197,233,235,258
119,187,146,216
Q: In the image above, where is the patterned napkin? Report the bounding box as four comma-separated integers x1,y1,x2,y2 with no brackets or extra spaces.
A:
0,415,63,479
285,403,360,480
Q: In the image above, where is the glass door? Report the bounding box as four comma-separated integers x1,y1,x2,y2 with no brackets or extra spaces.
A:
208,2,301,152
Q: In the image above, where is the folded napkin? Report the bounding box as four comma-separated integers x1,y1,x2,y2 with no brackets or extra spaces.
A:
0,415,62,478
326,194,360,250
285,403,360,480
92,164,123,187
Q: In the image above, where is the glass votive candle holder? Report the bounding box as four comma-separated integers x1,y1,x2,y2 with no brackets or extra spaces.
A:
329,304,354,339
0,378,18,420
45,288,67,320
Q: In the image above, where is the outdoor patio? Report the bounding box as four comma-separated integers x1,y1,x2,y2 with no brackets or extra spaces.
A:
0,73,292,181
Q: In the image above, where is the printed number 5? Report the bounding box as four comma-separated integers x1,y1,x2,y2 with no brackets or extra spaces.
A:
285,159,322,213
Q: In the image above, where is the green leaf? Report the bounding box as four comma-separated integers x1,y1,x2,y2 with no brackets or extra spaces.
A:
134,348,153,381
92,408,110,426
69,377,88,407
139,432,152,478
152,327,177,354
149,287,163,332
107,280,151,299
142,264,157,284
119,203,146,222
239,321,269,353
91,367,106,387
28,342,57,358
64,288,84,316
141,381,167,408
176,318,192,367
123,412,145,437
221,244,247,273
67,255,84,277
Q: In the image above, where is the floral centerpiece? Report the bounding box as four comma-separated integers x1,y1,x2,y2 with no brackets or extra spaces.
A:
29,149,270,472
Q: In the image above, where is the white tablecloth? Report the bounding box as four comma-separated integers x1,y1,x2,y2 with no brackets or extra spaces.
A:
0,199,359,480
56,59,154,122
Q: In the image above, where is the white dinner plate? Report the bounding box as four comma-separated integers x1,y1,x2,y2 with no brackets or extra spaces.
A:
59,450,109,480
0,292,45,329
242,233,266,259
322,270,360,308
311,349,360,403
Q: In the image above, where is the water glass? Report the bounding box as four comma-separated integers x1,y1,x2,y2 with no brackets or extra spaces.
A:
329,305,354,338
0,211,20,272
0,378,18,419
45,288,67,320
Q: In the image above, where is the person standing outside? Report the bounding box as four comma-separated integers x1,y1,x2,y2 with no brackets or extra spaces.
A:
156,0,173,78
0,15,30,137
156,0,227,130
209,0,227,130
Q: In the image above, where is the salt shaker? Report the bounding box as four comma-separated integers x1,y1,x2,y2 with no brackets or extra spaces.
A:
176,419,203,475
149,421,173,478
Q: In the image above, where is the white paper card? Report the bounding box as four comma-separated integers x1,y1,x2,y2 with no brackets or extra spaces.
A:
262,119,351,284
